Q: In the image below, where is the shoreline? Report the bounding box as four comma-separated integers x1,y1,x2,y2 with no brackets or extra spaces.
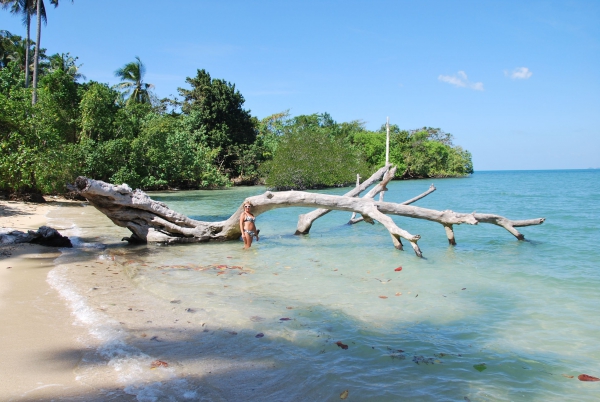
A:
0,199,133,401
0,199,227,400
2,173,599,401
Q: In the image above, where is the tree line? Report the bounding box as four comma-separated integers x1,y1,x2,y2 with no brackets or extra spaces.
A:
0,15,473,195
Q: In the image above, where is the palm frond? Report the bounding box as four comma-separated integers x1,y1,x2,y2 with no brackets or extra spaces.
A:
114,56,154,104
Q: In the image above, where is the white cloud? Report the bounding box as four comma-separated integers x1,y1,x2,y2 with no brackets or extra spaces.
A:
505,67,533,80
438,70,484,91
470,82,484,91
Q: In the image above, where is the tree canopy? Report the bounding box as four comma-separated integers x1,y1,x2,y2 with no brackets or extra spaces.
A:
178,69,257,147
177,69,258,177
0,30,473,195
260,113,370,190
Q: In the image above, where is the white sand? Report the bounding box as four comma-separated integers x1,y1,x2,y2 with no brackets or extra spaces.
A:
0,199,133,401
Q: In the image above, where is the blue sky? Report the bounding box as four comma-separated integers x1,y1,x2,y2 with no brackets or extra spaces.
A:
2,0,598,170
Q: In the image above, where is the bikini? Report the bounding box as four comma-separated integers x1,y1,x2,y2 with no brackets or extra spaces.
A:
244,230,257,237
243,214,257,237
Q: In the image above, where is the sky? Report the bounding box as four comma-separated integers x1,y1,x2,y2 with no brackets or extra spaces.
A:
1,0,599,170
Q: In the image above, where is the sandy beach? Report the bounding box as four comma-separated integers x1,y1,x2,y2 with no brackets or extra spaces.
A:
0,199,134,401
0,198,231,401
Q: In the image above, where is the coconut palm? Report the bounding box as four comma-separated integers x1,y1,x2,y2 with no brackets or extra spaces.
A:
48,52,85,81
0,30,20,68
1,34,25,67
0,30,47,75
0,0,42,87
114,56,154,104
31,0,73,104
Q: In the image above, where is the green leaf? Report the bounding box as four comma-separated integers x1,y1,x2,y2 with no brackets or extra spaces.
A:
473,363,487,372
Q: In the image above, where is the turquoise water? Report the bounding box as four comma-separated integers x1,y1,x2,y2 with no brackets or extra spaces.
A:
50,170,600,401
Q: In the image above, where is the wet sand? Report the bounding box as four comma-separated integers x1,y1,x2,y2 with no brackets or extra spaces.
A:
0,199,133,401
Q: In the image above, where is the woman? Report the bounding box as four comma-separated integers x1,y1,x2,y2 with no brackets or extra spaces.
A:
240,203,259,249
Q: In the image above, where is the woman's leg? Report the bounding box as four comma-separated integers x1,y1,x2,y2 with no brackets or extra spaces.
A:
243,232,253,249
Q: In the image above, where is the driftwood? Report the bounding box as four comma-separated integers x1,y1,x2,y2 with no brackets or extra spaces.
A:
347,173,436,225
296,164,394,235
70,174,545,258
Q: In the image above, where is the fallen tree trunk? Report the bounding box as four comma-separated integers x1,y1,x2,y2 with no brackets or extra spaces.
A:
71,176,545,257
296,164,394,234
347,182,436,249
348,184,436,225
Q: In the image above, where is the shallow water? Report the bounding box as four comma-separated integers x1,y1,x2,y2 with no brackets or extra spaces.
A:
48,170,600,401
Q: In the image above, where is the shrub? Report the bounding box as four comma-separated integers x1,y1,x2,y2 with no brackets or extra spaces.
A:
263,126,369,190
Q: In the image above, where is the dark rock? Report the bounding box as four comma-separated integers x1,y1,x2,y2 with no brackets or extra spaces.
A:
0,229,34,244
27,226,73,248
27,193,46,203
9,193,46,203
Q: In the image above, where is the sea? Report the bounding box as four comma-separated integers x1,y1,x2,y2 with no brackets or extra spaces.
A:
46,170,600,401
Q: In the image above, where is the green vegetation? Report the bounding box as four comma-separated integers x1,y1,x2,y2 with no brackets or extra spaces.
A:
178,69,258,178
260,113,472,189
0,27,473,195
351,125,473,179
114,56,153,105
260,113,370,190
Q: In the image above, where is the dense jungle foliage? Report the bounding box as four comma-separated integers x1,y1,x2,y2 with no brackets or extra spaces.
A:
0,30,473,195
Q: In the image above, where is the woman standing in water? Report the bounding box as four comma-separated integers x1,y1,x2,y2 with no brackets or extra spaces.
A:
240,203,259,249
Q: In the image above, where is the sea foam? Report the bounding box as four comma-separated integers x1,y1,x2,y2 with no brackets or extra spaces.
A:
46,232,199,400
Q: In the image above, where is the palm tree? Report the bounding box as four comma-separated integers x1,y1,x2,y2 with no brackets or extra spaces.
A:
114,56,154,105
0,0,41,87
48,52,85,81
31,0,73,104
0,31,48,75
0,30,20,68
2,34,26,67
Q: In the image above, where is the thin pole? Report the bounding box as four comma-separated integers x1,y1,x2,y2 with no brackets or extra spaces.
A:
385,116,390,164
381,117,390,202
